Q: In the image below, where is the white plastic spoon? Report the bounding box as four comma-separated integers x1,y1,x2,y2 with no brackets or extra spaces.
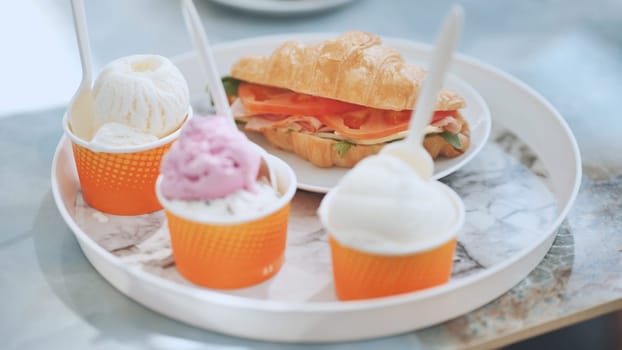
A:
68,0,95,141
382,5,464,180
180,0,277,189
180,0,232,122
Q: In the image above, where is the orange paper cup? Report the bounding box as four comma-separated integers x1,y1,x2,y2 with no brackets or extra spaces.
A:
319,182,465,301
63,109,192,215
328,236,457,300
156,154,297,289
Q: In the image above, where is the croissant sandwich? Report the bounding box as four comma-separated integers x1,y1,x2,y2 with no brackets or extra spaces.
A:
223,31,470,168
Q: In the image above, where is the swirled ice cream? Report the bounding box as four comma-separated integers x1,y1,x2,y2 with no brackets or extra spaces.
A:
91,54,190,145
159,116,279,218
318,154,463,254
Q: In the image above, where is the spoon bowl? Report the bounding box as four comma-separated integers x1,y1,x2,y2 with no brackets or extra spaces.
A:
68,85,95,140
382,138,434,179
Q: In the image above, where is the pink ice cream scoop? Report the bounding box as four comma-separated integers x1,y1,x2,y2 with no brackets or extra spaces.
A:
160,116,261,200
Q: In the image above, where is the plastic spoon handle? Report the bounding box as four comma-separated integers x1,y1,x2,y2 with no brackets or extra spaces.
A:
181,0,233,123
181,0,276,189
408,5,463,145
70,0,93,87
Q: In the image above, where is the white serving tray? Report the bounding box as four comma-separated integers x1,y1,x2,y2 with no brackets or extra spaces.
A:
51,34,581,343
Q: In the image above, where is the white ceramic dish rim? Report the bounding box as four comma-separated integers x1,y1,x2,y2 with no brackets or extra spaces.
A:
155,153,297,225
50,33,581,323
207,0,355,14
318,180,465,256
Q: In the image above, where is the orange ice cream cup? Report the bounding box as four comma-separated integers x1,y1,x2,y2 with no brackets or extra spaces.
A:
156,154,297,289
63,109,192,216
319,182,465,301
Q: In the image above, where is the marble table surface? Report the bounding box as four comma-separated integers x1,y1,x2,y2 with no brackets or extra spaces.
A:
2,0,622,349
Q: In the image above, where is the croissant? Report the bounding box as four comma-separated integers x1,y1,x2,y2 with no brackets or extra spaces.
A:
232,31,464,111
229,31,469,168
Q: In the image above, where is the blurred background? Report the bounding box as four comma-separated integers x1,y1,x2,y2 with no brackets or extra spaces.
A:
4,0,622,169
2,0,621,349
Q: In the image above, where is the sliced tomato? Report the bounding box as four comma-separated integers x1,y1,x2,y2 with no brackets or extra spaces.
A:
431,110,457,124
378,110,452,126
317,110,406,140
238,81,459,140
319,109,460,140
238,82,364,116
256,114,290,122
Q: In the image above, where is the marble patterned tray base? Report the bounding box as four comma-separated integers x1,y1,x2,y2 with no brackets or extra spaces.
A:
73,126,557,302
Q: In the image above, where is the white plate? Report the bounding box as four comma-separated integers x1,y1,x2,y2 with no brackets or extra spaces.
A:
176,35,492,193
207,0,356,15
52,34,581,343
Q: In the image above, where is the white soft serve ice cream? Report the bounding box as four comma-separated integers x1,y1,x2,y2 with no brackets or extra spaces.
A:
318,154,463,254
165,179,279,219
91,54,190,145
91,122,158,147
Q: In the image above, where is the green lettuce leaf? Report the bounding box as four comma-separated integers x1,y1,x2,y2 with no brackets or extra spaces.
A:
221,76,241,97
333,141,354,158
439,132,462,149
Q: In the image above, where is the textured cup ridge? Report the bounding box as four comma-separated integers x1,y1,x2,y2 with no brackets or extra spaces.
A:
329,235,457,300
72,141,173,215
165,203,291,289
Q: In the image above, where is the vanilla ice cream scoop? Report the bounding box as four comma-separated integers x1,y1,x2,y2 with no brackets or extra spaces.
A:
92,55,190,138
318,154,463,254
91,122,158,147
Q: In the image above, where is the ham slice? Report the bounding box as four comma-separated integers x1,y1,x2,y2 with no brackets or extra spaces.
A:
432,116,462,134
245,115,324,133
244,114,460,136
